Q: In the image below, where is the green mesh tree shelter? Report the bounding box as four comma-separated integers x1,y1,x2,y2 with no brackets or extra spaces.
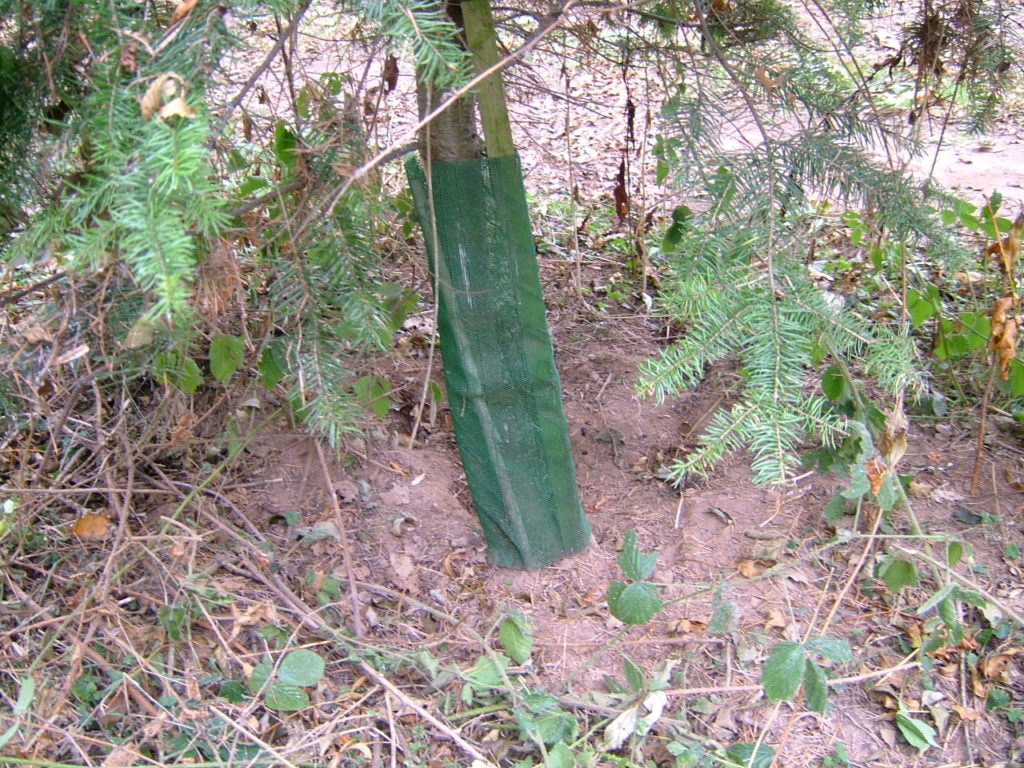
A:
406,0,589,569
406,153,590,569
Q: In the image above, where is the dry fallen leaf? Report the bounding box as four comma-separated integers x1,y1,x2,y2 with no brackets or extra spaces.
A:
140,73,196,121
931,487,964,504
939,661,959,677
159,96,197,120
985,211,1023,281
22,325,53,344
954,270,987,285
866,456,887,496
73,513,111,539
992,295,1014,327
141,73,181,120
992,315,1018,380
737,559,760,578
879,402,908,469
971,671,990,698
389,552,418,593
876,720,898,749
667,618,707,635
764,609,787,631
952,704,980,721
754,65,785,92
1003,466,1024,492
905,621,923,648
868,681,900,711
442,549,467,578
908,479,934,497
989,295,1019,379
980,652,1014,681
579,582,606,606
102,745,141,767
928,704,950,736
169,0,200,27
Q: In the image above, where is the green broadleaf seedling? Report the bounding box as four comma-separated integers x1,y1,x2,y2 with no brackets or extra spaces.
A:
724,742,775,768
248,648,326,712
259,342,287,388
877,556,919,593
707,595,737,636
606,530,663,625
209,333,245,384
895,707,938,753
763,637,851,714
353,374,394,419
499,611,534,665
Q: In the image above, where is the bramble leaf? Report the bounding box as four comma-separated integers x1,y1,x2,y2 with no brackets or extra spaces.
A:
499,611,534,665
607,581,662,625
278,648,325,687
878,556,918,593
209,333,245,384
803,658,828,714
264,681,309,712
763,641,805,701
618,530,658,581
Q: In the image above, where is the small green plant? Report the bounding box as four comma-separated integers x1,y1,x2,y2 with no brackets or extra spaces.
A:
499,610,534,664
158,602,191,643
248,648,326,712
606,530,663,626
0,676,34,749
513,692,579,757
599,657,676,753
895,705,939,754
460,651,512,705
762,636,852,714
154,332,248,394
209,333,246,385
910,192,1024,397
820,742,851,767
353,374,395,419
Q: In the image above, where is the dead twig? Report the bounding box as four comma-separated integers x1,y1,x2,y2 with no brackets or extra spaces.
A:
659,660,921,698
357,659,497,767
313,439,365,638
212,0,313,136
238,555,496,767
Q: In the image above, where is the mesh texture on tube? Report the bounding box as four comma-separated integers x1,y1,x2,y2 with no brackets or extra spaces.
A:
407,153,590,569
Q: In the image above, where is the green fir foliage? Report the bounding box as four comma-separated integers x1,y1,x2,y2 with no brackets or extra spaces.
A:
636,0,1019,485
357,0,473,88
4,1,230,324
0,0,474,444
